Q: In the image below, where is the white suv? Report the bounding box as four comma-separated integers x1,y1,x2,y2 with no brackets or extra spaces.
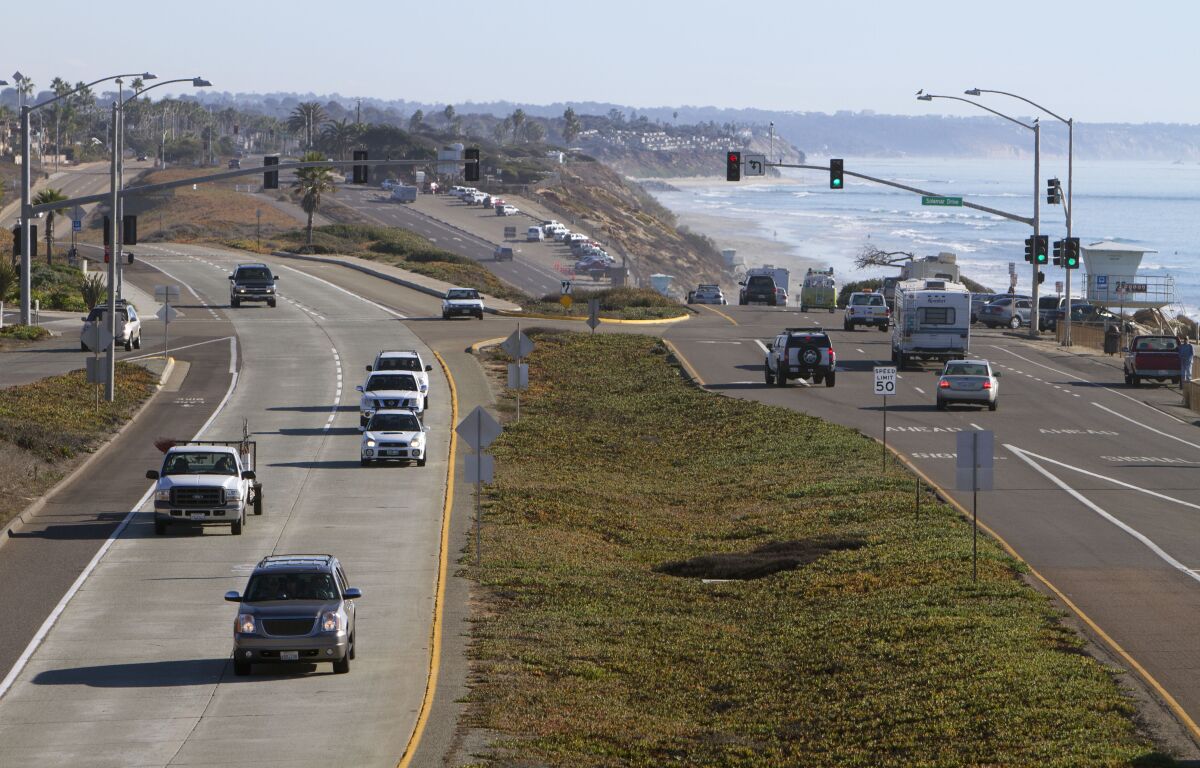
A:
357,372,424,428
81,301,142,351
764,327,837,387
360,409,428,467
366,350,433,409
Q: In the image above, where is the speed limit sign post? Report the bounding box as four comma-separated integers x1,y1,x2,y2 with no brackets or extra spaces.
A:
874,366,897,471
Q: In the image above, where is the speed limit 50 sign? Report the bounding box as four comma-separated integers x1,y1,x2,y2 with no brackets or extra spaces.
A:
873,366,897,396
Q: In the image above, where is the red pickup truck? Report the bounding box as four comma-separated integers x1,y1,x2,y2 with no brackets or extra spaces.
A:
1124,335,1180,386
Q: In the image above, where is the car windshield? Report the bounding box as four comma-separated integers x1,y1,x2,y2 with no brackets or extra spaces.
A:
163,451,238,475
447,289,479,300
366,374,417,391
987,298,1012,307
376,357,422,372
944,363,989,376
851,294,884,306
368,413,421,431
236,267,272,281
244,572,339,602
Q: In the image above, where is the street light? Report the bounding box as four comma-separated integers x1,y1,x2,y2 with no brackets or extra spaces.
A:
17,71,156,332
917,90,1042,339
968,87,1075,346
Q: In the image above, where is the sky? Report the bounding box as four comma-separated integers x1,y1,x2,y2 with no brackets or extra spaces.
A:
7,0,1197,123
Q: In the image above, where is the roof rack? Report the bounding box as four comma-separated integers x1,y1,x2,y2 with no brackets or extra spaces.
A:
257,554,334,569
785,326,825,333
377,349,419,356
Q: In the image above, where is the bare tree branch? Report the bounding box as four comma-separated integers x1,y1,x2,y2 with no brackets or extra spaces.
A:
854,244,916,271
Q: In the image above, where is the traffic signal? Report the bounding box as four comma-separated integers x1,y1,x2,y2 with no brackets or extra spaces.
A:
1035,235,1049,265
1046,178,1061,205
1024,237,1033,263
352,150,368,184
1064,237,1081,269
830,158,844,189
1052,239,1064,267
11,225,37,258
103,216,111,246
264,154,279,189
1037,270,1045,285
464,147,480,181
726,151,741,182
123,215,137,246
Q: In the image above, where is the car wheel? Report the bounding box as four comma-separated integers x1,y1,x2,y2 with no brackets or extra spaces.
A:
333,654,350,674
133,333,142,349
231,513,243,536
988,400,998,411
813,372,824,385
1131,376,1141,387
253,487,263,515
81,342,89,351
268,299,277,308
799,305,807,313
937,399,947,411
879,324,889,332
825,371,836,387
843,321,852,332
1124,372,1133,385
231,298,240,308
233,659,251,677
442,312,449,320
764,365,775,386
124,338,133,351
417,457,426,467
154,519,166,535
738,300,746,306
360,459,371,467
424,396,429,410
1009,316,1021,329
348,633,356,660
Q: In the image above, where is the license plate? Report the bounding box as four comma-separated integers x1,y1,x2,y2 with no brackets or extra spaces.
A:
383,450,399,456
190,513,206,520
280,651,299,662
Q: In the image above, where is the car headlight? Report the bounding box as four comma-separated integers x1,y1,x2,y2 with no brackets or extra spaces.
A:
410,434,424,446
321,610,345,634
420,384,428,392
236,287,246,293
155,490,170,502
226,487,242,501
364,439,376,448
236,613,256,634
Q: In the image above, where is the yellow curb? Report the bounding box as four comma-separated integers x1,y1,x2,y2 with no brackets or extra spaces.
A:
698,304,738,326
661,339,1200,744
396,350,457,768
468,336,507,355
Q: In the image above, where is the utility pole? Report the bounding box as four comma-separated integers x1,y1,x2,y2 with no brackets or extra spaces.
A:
105,102,118,402
1064,118,1074,347
19,99,32,324
115,80,125,301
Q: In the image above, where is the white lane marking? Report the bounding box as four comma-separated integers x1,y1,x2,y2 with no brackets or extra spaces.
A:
123,335,233,362
1092,402,1200,451
1005,444,1200,586
697,340,742,345
754,339,770,354
276,264,406,318
913,386,926,395
969,422,984,430
324,346,343,433
1008,445,1200,511
0,336,240,700
856,348,865,354
138,259,220,319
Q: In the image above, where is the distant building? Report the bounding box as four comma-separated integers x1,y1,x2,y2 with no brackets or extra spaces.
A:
437,143,464,176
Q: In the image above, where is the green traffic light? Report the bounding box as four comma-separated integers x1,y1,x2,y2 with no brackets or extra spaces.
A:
832,179,842,187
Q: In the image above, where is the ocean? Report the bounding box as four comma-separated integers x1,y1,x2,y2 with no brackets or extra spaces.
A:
646,157,1200,318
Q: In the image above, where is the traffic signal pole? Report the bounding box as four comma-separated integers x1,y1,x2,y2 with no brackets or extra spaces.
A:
105,103,119,402
1030,122,1041,339
19,106,31,325
1064,118,1074,347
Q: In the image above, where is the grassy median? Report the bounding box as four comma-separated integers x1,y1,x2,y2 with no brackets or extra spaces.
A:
467,331,1170,767
0,362,157,528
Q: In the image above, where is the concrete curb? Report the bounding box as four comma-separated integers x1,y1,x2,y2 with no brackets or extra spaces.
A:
270,250,518,315
494,309,691,325
0,357,175,550
467,337,507,356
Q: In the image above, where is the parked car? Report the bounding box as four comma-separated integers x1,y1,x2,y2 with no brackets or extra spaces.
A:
228,158,241,169
380,179,400,190
224,554,361,676
1058,303,1124,328
969,293,1002,324
775,286,789,306
936,359,1000,411
977,295,1034,329
1124,335,1181,386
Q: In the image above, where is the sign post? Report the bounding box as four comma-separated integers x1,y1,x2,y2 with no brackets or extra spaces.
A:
873,366,897,471
155,285,180,360
587,298,600,333
457,405,503,565
955,430,994,581
501,325,535,422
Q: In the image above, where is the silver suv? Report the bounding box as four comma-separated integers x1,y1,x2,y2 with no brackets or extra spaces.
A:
224,554,361,676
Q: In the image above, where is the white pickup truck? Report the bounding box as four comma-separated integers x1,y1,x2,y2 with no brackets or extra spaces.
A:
147,439,261,536
843,291,890,331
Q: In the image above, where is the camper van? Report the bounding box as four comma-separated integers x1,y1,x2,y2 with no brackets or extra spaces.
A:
799,268,837,313
890,278,972,370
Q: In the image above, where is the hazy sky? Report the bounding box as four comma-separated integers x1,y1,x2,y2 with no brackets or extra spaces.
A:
7,0,1194,123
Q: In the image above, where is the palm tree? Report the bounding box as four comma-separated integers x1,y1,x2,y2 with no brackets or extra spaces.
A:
291,151,336,248
562,107,581,143
510,109,526,142
442,105,455,125
522,121,545,144
320,118,360,160
409,109,424,132
32,188,69,264
288,102,327,149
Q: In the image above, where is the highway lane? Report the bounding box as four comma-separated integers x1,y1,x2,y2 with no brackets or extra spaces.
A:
1,159,152,230
0,246,453,766
663,303,1200,730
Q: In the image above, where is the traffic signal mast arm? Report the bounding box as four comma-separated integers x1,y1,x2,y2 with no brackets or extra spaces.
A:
26,158,464,215
767,162,1033,226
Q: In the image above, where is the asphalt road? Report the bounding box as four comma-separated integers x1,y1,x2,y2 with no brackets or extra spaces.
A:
663,302,1200,732
0,243,458,766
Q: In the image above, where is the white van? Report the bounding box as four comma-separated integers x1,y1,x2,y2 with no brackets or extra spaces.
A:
527,226,545,242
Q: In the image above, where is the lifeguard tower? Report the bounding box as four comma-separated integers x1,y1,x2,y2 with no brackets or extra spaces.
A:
1082,242,1174,330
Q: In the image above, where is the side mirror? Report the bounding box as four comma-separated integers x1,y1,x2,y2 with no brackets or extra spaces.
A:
422,426,430,433
355,385,364,392
738,281,746,286
146,470,160,480
241,470,256,480
224,591,242,603
273,275,279,281
365,365,373,372
343,588,362,600
425,364,433,372
994,372,1002,378
80,316,89,321
227,274,235,280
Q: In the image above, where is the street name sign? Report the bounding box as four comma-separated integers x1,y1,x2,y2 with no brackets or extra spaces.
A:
873,366,897,396
921,196,963,207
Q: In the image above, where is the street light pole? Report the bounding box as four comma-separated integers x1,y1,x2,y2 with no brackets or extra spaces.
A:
105,101,118,401
917,91,1041,338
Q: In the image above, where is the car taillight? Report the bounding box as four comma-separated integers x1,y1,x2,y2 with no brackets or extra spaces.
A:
982,381,992,389
829,348,835,362
939,380,950,388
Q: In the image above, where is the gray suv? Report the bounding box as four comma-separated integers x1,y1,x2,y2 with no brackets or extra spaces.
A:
229,263,278,308
224,554,361,676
